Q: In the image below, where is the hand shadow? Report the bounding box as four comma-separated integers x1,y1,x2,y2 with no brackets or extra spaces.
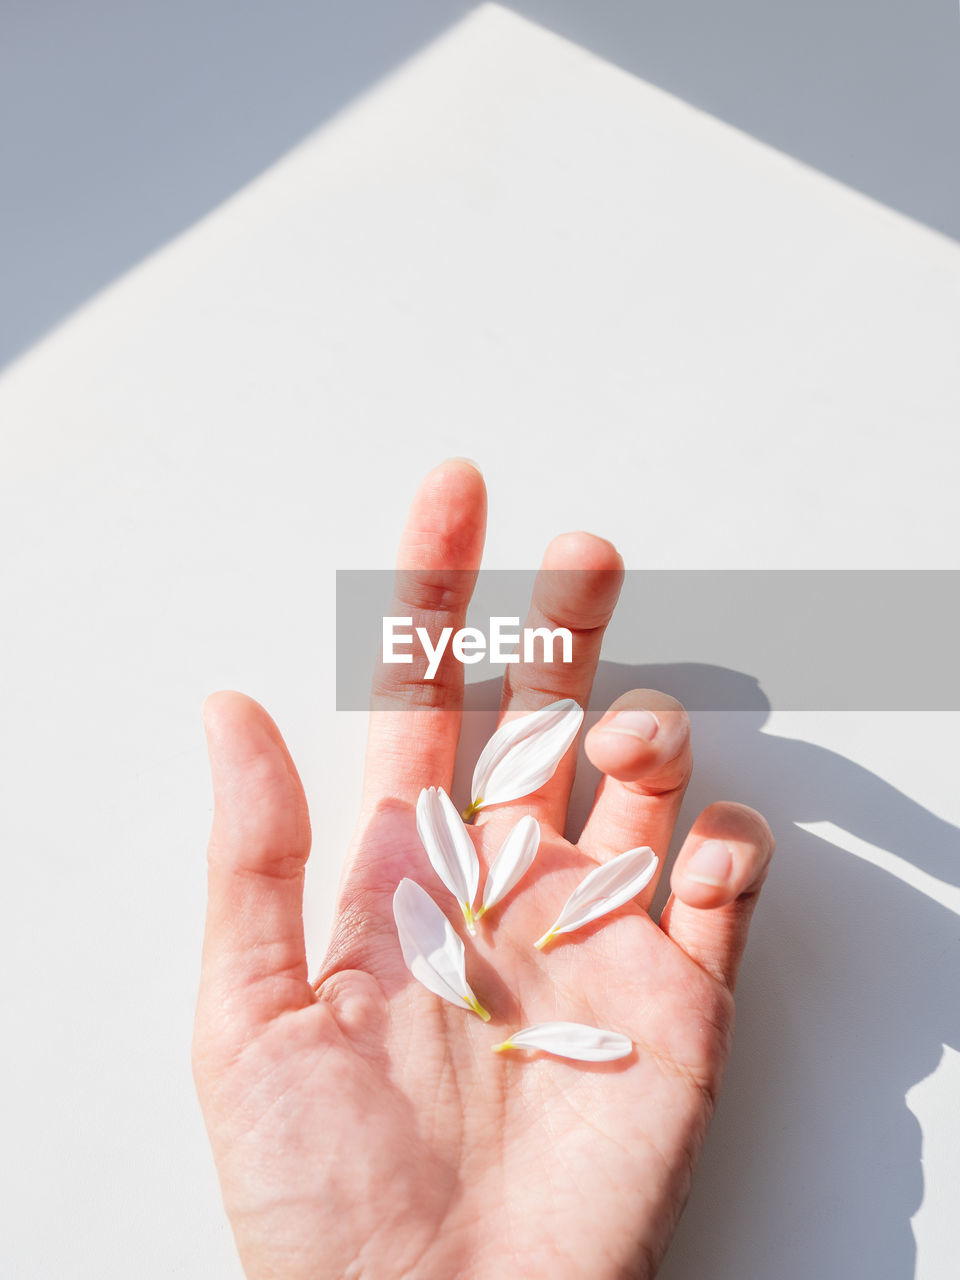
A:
456,663,959,1280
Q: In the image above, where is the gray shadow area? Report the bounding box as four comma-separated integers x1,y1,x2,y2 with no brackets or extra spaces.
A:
3,2,957,373
0,0,470,370
457,663,959,1278
508,0,960,243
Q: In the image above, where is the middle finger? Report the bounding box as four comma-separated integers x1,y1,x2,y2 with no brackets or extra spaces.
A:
476,531,623,836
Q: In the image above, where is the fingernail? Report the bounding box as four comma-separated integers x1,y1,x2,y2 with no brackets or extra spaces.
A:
600,709,661,742
685,839,733,886
444,456,482,473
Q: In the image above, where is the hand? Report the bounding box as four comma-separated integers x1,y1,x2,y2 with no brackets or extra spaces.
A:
193,460,775,1279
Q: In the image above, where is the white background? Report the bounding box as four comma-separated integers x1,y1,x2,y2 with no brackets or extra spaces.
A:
2,6,958,1277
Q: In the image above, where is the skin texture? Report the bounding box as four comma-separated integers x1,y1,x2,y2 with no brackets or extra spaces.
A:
193,461,775,1280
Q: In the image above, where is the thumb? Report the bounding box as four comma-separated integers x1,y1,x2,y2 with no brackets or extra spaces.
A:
196,691,315,1040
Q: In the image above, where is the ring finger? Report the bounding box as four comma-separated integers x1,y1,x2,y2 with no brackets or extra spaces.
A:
577,689,692,907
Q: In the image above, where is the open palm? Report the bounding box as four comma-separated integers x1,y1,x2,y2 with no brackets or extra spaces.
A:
193,462,774,1280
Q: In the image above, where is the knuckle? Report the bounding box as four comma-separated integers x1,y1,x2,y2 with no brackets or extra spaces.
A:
502,670,588,709
627,770,688,800
632,741,692,796
393,574,473,614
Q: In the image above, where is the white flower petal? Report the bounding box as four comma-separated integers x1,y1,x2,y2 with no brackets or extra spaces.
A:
469,699,584,813
479,815,540,915
493,1021,633,1062
534,846,658,949
392,879,490,1020
416,786,480,932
